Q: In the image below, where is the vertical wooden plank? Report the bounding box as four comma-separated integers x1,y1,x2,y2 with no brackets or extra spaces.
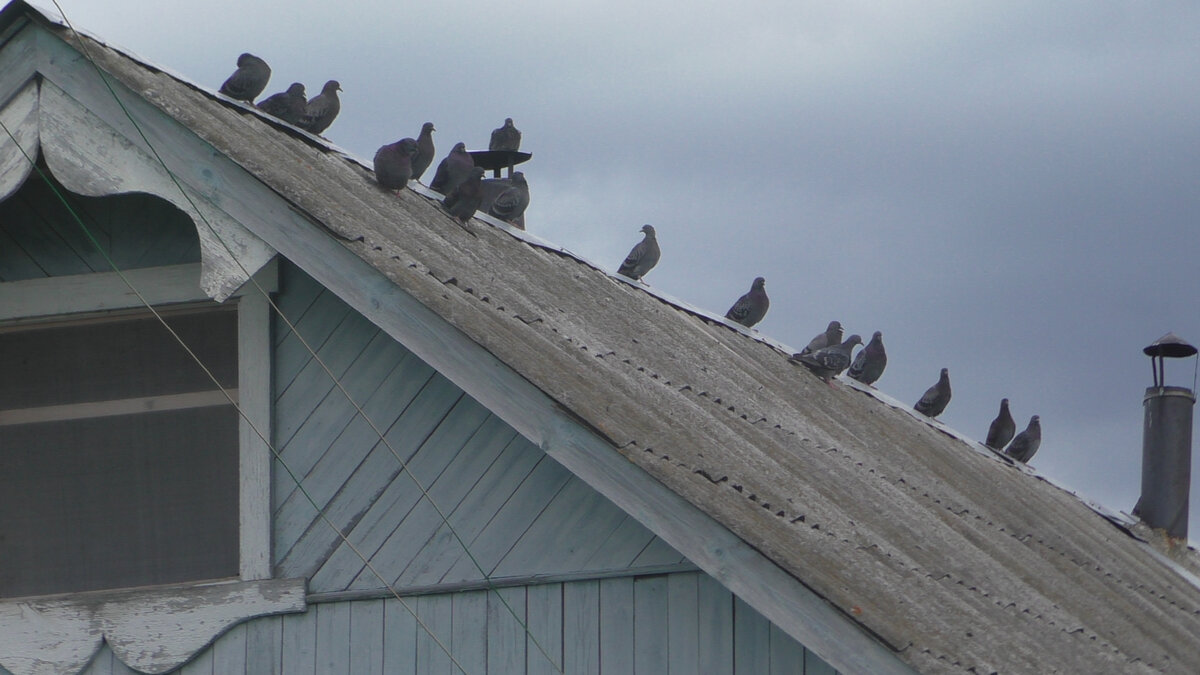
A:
244,615,284,675
667,573,699,675
451,590,488,675
734,596,770,675
598,577,634,675
350,599,386,675
384,597,418,675
487,586,526,674
415,594,454,675
696,574,734,675
769,623,806,675
804,649,839,675
315,602,352,673
177,645,215,675
563,579,600,675
526,583,564,675
212,623,248,674
634,576,669,674
281,608,317,675
239,284,272,580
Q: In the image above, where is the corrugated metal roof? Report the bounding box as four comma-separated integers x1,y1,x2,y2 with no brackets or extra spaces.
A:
12,5,1200,672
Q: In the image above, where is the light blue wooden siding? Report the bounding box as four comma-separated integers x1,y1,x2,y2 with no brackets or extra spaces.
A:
0,172,200,280
271,262,689,593
108,571,833,675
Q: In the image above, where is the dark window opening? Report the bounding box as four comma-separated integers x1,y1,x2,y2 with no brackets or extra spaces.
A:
0,306,240,598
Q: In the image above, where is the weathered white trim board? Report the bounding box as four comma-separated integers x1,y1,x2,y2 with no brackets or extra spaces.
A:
0,577,305,675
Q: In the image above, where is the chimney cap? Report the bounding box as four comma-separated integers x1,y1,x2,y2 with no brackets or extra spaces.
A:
1143,332,1198,359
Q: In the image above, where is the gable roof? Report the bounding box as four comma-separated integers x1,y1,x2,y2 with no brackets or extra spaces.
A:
4,4,1200,672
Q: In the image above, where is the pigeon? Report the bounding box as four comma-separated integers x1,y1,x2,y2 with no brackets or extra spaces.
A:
792,334,862,383
373,138,419,192
442,166,486,223
490,117,521,151
298,80,342,134
724,277,769,328
801,321,843,356
1006,415,1042,463
914,368,952,418
412,122,436,181
256,82,307,125
430,142,476,195
617,224,661,281
487,172,531,225
219,53,271,103
848,330,887,385
985,398,1017,451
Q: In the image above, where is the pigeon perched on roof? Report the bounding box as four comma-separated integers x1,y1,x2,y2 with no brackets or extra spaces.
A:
430,142,475,196
914,368,952,418
792,334,862,383
412,122,436,182
801,321,843,356
985,398,1017,451
489,117,522,151
373,138,418,192
725,277,769,328
1005,415,1041,463
219,53,271,103
617,224,661,281
488,172,530,225
848,330,887,386
298,80,342,135
442,166,486,224
256,82,307,125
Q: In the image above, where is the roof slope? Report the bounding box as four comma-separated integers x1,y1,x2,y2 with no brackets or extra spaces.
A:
14,7,1200,673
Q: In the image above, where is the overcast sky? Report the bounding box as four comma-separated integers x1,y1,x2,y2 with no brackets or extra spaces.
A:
50,1,1200,531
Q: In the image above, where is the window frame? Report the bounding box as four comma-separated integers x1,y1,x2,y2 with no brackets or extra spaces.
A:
0,260,276,588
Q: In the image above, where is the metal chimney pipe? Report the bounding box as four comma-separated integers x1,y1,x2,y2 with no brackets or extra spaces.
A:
1137,386,1195,539
1133,333,1198,540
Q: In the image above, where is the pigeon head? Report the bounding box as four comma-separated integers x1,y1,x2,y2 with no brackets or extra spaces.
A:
641,224,655,236
287,83,306,96
452,142,467,153
752,277,766,289
1030,415,1040,424
237,53,259,66
469,167,486,178
872,330,882,340
399,138,419,156
422,122,435,133
1001,397,1009,406
504,117,514,126
322,80,342,94
844,334,863,348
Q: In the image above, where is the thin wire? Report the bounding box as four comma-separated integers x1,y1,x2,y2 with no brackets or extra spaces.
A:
42,5,562,671
0,117,474,674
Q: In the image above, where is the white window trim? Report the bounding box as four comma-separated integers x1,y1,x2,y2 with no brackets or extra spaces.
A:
0,260,307,675
0,260,277,583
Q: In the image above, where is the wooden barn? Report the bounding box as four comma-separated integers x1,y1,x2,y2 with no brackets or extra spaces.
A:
0,3,1199,673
